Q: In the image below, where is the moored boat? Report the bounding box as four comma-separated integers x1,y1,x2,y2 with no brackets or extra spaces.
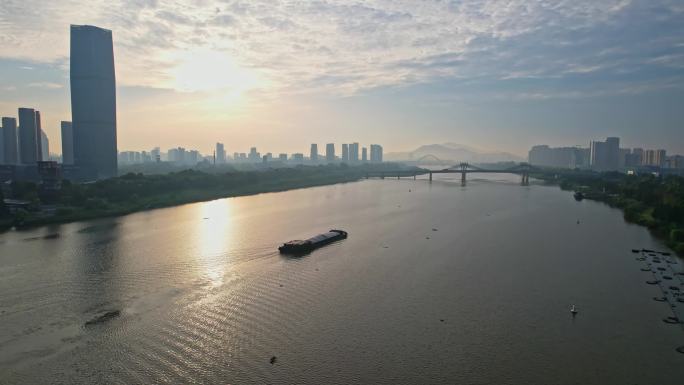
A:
278,229,348,254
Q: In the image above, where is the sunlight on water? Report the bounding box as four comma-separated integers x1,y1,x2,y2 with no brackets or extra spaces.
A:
196,199,234,285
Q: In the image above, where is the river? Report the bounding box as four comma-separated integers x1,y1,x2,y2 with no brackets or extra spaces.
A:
1,174,683,384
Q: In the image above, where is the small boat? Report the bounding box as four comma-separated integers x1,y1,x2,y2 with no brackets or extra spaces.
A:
573,192,585,201
570,305,578,315
278,229,348,254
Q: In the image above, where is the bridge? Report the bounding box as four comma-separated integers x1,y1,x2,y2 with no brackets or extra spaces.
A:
365,162,539,185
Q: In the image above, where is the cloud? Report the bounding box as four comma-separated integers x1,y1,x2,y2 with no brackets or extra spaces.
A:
27,82,64,89
0,0,682,99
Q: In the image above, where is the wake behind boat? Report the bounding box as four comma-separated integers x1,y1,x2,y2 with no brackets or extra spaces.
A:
278,229,348,254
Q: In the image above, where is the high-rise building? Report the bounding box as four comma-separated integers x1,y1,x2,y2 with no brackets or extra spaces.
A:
61,121,74,165
671,155,684,169
632,148,644,165
529,145,589,169
362,147,367,162
349,143,359,163
71,24,118,179
35,111,43,161
625,151,641,167
575,148,591,168
342,143,349,162
188,150,200,164
216,142,226,163
644,149,656,166
278,153,288,162
589,137,620,171
310,144,318,163
606,137,620,170
0,125,3,163
18,107,39,165
370,144,383,163
168,147,186,163
291,153,304,164
2,117,18,164
248,147,260,162
40,130,49,161
655,149,667,167
618,148,630,168
326,143,335,163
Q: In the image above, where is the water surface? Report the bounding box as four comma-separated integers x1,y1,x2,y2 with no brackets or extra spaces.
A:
1,174,683,384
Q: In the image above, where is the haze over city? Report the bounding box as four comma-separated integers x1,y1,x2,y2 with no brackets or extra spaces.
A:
1,0,683,155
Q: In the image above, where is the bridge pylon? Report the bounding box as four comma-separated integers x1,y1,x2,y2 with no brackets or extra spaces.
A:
459,162,469,185
521,171,529,185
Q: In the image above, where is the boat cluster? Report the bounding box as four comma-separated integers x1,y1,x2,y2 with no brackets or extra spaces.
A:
633,248,684,353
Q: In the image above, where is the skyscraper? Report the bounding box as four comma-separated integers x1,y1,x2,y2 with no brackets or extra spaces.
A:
606,137,620,170
632,148,644,166
71,24,118,179
370,144,383,163
362,147,367,162
589,137,619,171
291,153,304,164
342,143,349,162
216,142,226,163
655,149,667,167
528,145,588,169
248,147,260,162
35,111,43,161
326,143,335,163
644,149,656,166
40,130,49,161
310,144,318,163
18,107,39,165
349,142,359,163
61,121,74,165
2,117,18,164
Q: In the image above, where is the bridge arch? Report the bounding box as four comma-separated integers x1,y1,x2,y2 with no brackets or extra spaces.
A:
414,154,447,165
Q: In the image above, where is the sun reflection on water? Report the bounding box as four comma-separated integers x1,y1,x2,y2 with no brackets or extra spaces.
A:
196,199,234,285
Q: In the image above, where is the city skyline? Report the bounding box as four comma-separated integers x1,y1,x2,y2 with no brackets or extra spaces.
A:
1,1,683,156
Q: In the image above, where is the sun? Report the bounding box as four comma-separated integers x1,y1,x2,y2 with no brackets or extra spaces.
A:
169,49,260,94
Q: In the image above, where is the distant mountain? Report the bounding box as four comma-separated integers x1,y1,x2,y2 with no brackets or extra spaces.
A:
385,143,525,164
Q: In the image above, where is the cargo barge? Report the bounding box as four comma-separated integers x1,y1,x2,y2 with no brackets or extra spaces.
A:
278,229,348,254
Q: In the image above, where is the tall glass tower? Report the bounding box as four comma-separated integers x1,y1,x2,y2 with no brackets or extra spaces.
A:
70,25,117,179
18,107,38,165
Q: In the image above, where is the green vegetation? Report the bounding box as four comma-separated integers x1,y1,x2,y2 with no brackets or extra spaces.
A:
0,164,406,230
536,170,684,256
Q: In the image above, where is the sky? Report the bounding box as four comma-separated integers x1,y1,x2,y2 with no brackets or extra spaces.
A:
1,0,683,157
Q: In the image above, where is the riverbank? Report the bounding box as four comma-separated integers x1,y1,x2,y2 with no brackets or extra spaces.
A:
533,170,684,256
0,165,403,232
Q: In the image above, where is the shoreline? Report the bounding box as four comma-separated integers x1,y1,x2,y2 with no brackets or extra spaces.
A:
533,172,684,258
1,167,372,233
